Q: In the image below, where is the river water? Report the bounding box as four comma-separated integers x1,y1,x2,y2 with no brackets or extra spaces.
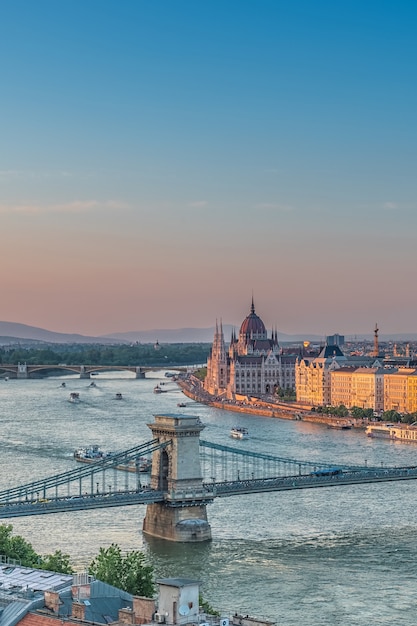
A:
1,372,417,625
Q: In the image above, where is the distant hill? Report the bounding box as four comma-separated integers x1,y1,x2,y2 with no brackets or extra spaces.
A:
0,321,416,345
103,326,324,343
0,322,121,345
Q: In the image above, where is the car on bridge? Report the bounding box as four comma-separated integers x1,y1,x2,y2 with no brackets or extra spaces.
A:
310,467,343,477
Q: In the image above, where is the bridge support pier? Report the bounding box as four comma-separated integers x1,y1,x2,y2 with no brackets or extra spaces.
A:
143,413,212,542
135,367,145,379
17,362,28,379
79,366,90,379
143,503,211,542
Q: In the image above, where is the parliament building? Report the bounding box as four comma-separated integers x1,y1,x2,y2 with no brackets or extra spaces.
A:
204,299,297,399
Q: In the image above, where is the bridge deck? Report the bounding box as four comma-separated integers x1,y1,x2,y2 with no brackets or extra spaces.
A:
0,437,416,518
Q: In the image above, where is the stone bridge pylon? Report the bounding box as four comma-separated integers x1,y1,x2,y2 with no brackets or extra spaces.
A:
142,414,212,542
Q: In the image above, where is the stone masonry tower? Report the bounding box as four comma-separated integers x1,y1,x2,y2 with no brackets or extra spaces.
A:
142,414,212,542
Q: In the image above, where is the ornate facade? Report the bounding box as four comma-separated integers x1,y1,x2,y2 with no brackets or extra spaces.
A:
204,299,297,398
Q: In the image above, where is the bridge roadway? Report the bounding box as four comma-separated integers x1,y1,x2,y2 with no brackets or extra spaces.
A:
0,465,416,519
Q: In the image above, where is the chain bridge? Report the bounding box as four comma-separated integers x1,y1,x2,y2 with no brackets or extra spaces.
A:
0,413,416,541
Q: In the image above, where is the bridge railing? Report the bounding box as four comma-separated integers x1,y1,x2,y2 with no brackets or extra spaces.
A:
199,439,371,484
0,439,171,504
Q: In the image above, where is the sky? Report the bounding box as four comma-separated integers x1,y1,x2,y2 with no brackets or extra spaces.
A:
1,0,416,337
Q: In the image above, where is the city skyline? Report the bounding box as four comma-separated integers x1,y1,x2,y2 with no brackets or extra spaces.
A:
1,1,417,336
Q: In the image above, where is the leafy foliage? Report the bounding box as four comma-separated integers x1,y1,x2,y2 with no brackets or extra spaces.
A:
88,543,154,597
199,593,220,616
0,524,72,573
40,550,73,574
0,343,210,368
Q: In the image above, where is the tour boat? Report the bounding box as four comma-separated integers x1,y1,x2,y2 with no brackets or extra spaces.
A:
366,423,417,443
230,426,249,440
154,384,167,394
74,446,150,473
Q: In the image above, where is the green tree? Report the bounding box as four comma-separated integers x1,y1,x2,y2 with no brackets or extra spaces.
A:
41,550,73,574
0,524,39,566
0,524,72,573
88,543,154,597
199,593,220,616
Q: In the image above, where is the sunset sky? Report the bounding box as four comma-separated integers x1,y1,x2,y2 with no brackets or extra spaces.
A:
1,1,416,337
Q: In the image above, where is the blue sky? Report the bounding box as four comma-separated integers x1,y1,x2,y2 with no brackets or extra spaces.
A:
1,1,416,337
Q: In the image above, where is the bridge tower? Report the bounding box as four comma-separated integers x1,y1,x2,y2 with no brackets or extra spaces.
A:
142,414,212,542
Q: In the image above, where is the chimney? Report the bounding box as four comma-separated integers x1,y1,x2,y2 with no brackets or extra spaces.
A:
72,602,86,621
44,590,60,614
132,596,156,624
118,608,135,624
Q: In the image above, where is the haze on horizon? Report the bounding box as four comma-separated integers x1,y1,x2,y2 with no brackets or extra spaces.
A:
1,1,416,338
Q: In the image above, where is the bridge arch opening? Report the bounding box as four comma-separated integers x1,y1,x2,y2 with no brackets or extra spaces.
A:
159,449,169,491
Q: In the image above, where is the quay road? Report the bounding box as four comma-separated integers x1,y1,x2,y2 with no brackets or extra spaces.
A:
178,375,369,429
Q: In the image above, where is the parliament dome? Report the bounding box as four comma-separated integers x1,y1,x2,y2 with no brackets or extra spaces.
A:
239,299,267,338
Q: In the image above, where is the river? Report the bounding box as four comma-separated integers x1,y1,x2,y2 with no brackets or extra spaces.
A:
1,372,416,625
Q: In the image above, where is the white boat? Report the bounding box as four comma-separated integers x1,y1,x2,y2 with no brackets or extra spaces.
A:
69,392,80,402
230,426,249,440
115,392,123,400
154,384,167,394
366,423,417,443
74,445,111,462
74,447,150,473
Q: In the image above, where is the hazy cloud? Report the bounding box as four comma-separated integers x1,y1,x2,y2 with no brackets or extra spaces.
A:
383,202,399,210
188,200,208,208
254,203,294,212
0,169,74,180
0,200,130,215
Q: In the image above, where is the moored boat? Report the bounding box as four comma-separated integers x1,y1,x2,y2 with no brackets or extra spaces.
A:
230,426,249,440
113,457,151,473
366,423,417,443
327,421,352,430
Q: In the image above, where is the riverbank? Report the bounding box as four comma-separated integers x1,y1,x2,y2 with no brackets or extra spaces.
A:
177,376,368,430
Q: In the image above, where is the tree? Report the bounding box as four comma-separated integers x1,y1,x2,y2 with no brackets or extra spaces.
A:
88,543,154,597
199,593,220,616
0,525,72,573
41,550,73,574
0,524,39,566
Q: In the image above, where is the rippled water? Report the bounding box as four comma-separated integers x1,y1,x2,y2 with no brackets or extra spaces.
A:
1,372,417,624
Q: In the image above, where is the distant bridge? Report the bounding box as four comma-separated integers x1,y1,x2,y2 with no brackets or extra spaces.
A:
0,363,185,379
